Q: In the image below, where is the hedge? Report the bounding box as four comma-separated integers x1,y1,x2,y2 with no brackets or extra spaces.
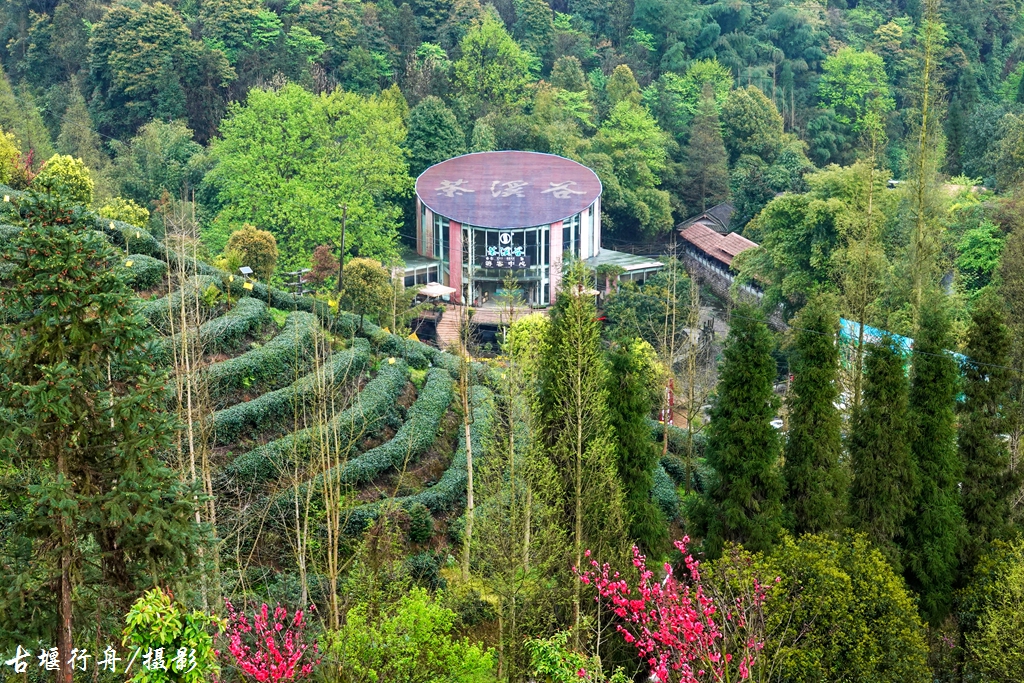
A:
64,214,475,383
152,296,272,365
137,275,220,333
212,337,371,446
343,385,494,534
648,419,706,457
207,311,320,406
660,454,713,494
652,463,680,521
321,366,452,487
118,254,167,290
225,359,409,488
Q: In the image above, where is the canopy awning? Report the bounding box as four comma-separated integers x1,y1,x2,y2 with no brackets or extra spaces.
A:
419,282,456,297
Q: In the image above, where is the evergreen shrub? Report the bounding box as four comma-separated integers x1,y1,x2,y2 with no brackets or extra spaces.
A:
227,359,409,487
207,311,319,405
119,254,166,290
212,337,371,445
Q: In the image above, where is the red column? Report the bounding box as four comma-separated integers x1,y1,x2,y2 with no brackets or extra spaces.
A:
549,220,562,305
449,220,462,303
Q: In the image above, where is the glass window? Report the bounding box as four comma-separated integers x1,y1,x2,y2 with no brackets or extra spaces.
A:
405,274,415,287
526,228,538,264
433,214,448,260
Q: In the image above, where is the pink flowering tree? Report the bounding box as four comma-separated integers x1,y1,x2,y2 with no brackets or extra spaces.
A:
577,537,771,683
222,602,321,682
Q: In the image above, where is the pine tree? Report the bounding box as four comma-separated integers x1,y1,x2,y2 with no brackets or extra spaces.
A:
693,304,784,558
959,294,1020,567
681,83,730,213
904,291,963,625
849,337,915,569
782,294,846,535
606,337,668,555
0,189,201,681
537,260,625,646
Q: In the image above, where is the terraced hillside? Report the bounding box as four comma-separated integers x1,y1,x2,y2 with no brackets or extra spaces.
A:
0,185,688,594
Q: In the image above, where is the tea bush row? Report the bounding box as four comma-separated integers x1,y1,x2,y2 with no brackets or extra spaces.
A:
206,311,319,406
343,385,493,534
225,359,409,487
212,337,371,445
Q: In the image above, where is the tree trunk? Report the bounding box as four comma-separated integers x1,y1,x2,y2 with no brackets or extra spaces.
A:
56,451,73,683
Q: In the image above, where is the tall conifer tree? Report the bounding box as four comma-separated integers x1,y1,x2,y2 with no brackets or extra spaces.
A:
693,304,783,558
849,337,915,569
959,294,1020,566
606,337,668,555
681,83,730,212
782,294,846,535
0,188,201,681
904,291,963,624
537,260,625,645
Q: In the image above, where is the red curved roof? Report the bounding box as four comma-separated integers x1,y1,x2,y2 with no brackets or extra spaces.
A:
416,151,602,228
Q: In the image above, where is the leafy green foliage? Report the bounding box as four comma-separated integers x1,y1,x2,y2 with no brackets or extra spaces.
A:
319,366,453,486
680,85,730,213
709,535,930,683
720,86,785,165
905,292,964,625
782,294,846,535
454,13,533,118
226,224,278,282
0,189,201,646
959,294,1019,565
122,588,222,683
405,96,466,178
340,257,393,330
964,540,1024,681
33,154,94,205
212,338,370,445
691,305,783,558
110,121,208,209
407,502,435,544
818,48,894,130
227,359,408,488
137,275,221,333
344,385,494,533
206,84,409,267
100,197,150,229
329,586,495,682
0,131,20,186
119,254,168,290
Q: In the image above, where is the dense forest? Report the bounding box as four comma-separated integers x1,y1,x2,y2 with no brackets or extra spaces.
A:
2,0,1024,681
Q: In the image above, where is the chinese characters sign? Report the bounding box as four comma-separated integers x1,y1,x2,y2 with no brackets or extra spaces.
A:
417,151,600,230
4,645,199,675
483,255,530,269
483,232,530,269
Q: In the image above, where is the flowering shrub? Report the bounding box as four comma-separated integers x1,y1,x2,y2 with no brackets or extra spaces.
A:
578,537,769,683
223,602,320,682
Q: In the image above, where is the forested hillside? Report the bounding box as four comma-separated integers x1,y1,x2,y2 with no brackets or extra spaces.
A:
3,0,1024,682
2,0,1024,260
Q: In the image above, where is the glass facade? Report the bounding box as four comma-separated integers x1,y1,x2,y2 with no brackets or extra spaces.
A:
417,201,599,307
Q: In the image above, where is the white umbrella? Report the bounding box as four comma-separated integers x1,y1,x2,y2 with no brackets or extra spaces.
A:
419,282,456,298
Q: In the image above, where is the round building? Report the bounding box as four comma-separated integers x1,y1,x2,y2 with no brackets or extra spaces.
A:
414,151,603,307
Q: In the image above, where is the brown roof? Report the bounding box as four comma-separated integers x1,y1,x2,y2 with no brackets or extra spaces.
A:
679,222,758,268
416,151,602,229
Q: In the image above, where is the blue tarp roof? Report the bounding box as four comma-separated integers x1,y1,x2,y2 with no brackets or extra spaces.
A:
839,318,967,364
